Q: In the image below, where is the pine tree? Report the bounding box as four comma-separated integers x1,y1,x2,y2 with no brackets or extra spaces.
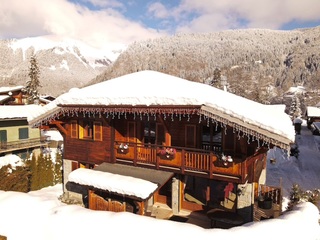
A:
25,55,41,104
53,152,63,184
29,153,41,190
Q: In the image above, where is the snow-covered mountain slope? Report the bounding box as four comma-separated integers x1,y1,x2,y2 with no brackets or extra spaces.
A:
0,36,126,97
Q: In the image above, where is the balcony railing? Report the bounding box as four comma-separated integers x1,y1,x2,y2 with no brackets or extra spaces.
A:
0,137,48,154
114,141,250,183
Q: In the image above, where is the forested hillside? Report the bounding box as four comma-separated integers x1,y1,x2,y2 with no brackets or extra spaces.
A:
90,27,320,110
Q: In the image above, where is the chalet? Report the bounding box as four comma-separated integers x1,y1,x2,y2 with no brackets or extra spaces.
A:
0,105,47,159
306,106,320,128
0,86,25,105
28,70,295,225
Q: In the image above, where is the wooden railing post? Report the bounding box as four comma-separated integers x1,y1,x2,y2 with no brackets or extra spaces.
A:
209,152,213,177
181,149,185,174
133,143,137,166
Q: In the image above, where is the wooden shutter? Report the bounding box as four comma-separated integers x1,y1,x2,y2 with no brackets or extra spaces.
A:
70,120,78,138
94,121,102,141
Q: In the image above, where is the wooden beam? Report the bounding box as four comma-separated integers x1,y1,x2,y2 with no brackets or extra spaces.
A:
52,121,67,135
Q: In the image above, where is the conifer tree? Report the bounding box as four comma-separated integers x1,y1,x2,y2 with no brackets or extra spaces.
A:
53,152,63,184
29,153,41,190
25,55,41,104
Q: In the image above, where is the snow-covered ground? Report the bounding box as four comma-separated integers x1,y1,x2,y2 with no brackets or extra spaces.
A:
0,122,319,240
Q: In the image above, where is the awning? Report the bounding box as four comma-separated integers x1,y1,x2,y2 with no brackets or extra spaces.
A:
67,163,174,201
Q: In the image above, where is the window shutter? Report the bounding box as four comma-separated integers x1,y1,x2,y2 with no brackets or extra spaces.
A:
94,121,102,141
71,121,78,138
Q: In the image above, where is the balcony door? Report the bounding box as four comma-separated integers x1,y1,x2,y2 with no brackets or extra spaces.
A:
185,125,196,148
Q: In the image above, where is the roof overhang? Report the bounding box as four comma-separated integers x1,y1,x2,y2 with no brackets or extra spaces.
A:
200,105,293,151
30,104,294,152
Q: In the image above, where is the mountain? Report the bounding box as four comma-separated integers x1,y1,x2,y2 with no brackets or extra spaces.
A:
90,26,320,110
0,36,125,97
1,27,319,109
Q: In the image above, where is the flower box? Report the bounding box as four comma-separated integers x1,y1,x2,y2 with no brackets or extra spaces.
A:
117,143,129,154
158,147,176,160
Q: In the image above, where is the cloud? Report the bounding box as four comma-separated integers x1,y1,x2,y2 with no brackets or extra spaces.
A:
147,2,170,19
149,0,320,32
0,0,163,48
0,0,319,49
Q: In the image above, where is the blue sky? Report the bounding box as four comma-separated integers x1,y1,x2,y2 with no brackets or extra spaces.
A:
1,0,320,49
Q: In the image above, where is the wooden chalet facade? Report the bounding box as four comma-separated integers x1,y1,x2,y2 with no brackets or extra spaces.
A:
29,71,295,224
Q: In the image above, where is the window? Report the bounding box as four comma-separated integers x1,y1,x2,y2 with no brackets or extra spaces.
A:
79,120,102,141
201,124,222,151
144,121,155,144
19,128,29,140
0,130,7,142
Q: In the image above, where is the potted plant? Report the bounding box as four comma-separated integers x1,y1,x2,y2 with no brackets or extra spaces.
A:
257,194,273,209
118,143,129,154
158,147,176,159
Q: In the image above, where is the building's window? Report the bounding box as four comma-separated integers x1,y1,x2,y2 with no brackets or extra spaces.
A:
144,121,156,144
19,128,29,140
70,120,78,138
185,125,196,148
79,120,102,140
201,124,222,151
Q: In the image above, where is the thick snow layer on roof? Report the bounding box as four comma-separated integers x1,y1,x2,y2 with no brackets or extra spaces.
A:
0,86,24,94
28,71,295,143
0,105,43,119
68,168,158,200
307,106,320,117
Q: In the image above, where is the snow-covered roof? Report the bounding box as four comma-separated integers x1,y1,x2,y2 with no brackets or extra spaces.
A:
28,70,295,149
0,105,44,120
68,168,158,200
0,95,11,103
306,106,320,117
0,86,24,94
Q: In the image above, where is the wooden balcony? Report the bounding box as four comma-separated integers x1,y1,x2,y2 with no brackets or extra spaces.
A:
114,141,260,183
0,137,48,154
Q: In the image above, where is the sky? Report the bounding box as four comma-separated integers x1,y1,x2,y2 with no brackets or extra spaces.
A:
0,121,319,240
1,0,320,50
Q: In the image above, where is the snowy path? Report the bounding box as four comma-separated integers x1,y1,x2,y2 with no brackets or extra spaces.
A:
266,123,320,198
